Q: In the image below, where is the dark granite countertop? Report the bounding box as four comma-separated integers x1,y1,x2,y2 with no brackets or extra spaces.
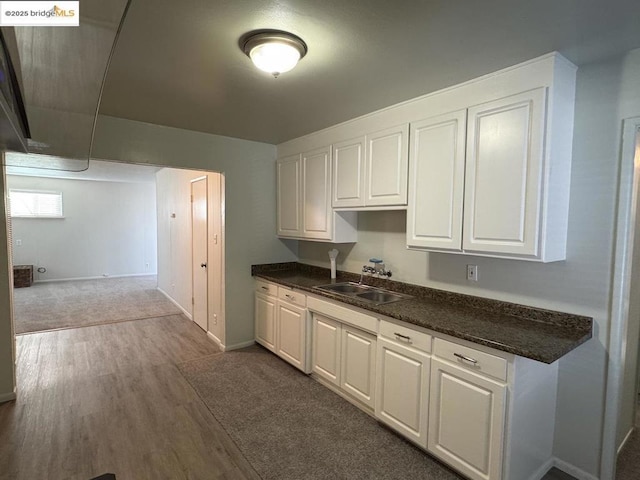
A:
252,262,592,364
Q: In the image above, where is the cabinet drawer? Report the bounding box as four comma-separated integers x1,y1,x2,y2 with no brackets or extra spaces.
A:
433,338,507,382
307,296,377,334
278,286,307,307
255,280,278,296
379,320,432,353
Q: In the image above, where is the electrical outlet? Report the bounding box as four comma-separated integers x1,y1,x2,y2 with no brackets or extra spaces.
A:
15,239,22,246
466,264,478,281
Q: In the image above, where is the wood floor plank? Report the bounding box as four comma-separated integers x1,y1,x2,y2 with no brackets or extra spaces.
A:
0,315,260,480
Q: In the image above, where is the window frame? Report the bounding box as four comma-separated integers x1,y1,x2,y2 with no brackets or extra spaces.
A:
8,189,64,219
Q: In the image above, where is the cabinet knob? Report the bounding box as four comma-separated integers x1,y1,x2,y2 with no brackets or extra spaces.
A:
454,352,478,364
286,294,294,300
261,286,269,290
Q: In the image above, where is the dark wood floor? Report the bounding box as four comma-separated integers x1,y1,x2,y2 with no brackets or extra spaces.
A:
0,313,580,480
0,315,260,480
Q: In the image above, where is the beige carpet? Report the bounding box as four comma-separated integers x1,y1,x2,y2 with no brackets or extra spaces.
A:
179,344,464,480
13,275,181,334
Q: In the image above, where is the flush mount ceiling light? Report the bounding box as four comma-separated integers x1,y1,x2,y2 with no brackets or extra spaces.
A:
242,30,307,78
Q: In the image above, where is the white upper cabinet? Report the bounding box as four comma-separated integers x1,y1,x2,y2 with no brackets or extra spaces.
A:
277,53,575,258
365,124,409,207
302,146,332,240
332,125,409,209
407,110,467,251
463,88,546,258
277,146,357,243
405,55,575,262
333,136,366,208
276,154,301,237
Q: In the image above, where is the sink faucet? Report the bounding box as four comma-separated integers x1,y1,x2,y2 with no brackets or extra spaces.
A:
360,258,392,284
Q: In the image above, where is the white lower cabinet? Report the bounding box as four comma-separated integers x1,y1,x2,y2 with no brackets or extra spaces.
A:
428,357,506,480
375,336,430,447
260,289,558,480
276,300,307,371
309,298,378,409
254,282,278,353
254,281,310,373
341,325,377,408
312,314,342,386
374,320,556,480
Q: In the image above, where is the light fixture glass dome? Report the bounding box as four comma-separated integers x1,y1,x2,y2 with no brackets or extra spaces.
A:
243,30,307,77
249,42,301,75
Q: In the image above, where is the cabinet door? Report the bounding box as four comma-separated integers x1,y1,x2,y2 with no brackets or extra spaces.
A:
333,136,366,208
375,337,430,448
254,292,277,352
276,301,308,372
365,124,409,206
302,146,332,240
312,314,341,386
463,88,547,257
276,154,302,237
428,357,506,480
341,325,376,408
407,110,467,251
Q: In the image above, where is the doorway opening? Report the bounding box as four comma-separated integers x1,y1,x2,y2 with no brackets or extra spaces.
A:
603,116,640,479
4,156,225,347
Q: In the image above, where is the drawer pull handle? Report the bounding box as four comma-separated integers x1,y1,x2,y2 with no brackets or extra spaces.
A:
394,332,412,343
454,352,478,364
261,286,269,290
285,294,294,300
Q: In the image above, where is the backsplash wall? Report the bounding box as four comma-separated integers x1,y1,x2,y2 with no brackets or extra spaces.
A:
297,209,597,317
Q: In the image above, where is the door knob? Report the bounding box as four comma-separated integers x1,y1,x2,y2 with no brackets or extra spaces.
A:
201,263,207,268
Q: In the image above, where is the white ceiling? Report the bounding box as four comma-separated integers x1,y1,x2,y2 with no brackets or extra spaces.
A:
97,0,640,145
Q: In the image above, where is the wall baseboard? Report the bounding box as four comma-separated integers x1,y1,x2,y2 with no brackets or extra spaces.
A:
552,457,599,480
157,287,192,320
618,426,634,454
206,331,225,351
0,389,16,403
224,339,255,351
525,458,555,480
34,272,158,283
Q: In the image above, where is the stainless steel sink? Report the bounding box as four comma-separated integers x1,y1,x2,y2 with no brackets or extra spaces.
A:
314,282,412,305
355,290,406,304
316,282,370,294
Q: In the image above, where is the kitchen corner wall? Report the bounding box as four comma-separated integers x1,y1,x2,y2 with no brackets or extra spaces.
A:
91,116,297,349
298,48,640,478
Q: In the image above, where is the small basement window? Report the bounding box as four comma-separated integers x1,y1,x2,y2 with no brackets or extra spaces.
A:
9,190,64,218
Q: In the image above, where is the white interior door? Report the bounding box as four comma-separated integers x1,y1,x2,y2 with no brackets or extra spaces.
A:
191,177,208,332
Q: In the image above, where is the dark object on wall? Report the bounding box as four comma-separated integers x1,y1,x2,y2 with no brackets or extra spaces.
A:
89,474,116,480
13,264,32,288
